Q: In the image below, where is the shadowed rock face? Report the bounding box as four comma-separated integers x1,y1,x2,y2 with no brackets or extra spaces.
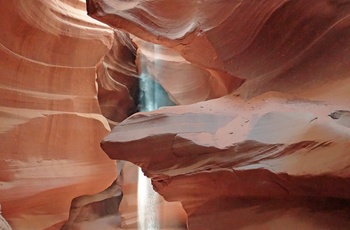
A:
134,38,244,105
101,93,350,229
88,0,350,98
1,0,350,229
61,180,123,230
91,0,350,229
97,30,139,125
0,0,118,229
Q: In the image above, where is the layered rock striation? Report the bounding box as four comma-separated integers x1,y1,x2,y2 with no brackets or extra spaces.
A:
102,92,350,229
92,0,350,229
88,0,350,98
0,1,118,229
134,38,241,105
1,0,350,229
96,30,139,125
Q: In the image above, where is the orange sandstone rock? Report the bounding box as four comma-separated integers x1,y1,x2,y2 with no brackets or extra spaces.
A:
0,0,116,229
101,92,350,229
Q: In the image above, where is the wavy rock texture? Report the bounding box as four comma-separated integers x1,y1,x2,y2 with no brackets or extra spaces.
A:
61,179,123,230
0,1,117,229
102,92,350,229
134,38,242,105
92,0,350,229
88,0,350,99
1,0,350,229
97,30,139,125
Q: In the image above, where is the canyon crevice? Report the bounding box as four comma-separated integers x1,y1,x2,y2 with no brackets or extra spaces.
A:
0,1,118,229
93,0,350,229
1,0,350,229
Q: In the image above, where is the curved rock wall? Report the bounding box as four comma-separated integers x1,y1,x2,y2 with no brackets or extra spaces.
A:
102,92,350,229
97,30,139,125
88,0,350,98
90,0,350,229
0,1,117,229
134,38,242,105
1,0,350,229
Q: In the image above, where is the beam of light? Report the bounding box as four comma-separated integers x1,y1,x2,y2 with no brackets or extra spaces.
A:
137,41,176,229
138,43,175,113
137,167,160,230
137,43,160,230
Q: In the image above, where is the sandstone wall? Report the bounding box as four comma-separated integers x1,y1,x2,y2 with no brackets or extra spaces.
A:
90,0,350,229
0,1,117,229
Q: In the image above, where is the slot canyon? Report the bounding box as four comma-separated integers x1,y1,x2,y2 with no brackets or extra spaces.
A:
1,0,350,229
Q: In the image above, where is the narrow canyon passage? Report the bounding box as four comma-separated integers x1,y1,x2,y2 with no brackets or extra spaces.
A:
116,60,186,229
136,58,180,229
1,0,350,229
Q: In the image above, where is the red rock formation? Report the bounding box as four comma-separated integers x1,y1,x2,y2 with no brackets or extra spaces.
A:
101,93,350,229
88,0,350,99
0,205,12,230
90,0,350,229
97,30,139,125
134,38,242,105
99,33,240,111
61,179,123,230
1,0,350,229
0,1,117,229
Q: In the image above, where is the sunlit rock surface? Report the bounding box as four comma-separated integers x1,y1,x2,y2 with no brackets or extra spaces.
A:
93,1,350,228
134,38,242,105
0,1,116,229
88,0,350,99
1,0,350,229
102,91,350,229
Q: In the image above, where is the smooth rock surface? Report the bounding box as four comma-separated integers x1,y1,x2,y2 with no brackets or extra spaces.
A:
102,91,350,229
2,0,350,229
97,30,139,125
91,0,350,229
61,179,123,230
88,0,350,99
0,1,116,229
134,37,243,105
